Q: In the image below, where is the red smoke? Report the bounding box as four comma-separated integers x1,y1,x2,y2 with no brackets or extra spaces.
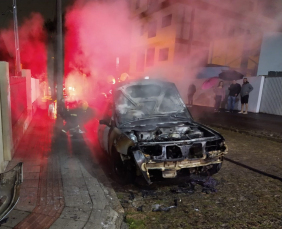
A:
64,0,131,97
0,13,46,78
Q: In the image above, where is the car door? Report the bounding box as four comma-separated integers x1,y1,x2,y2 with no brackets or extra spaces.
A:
98,101,112,153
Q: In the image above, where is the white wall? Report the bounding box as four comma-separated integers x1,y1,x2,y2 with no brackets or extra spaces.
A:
0,61,13,172
31,78,40,103
257,32,282,76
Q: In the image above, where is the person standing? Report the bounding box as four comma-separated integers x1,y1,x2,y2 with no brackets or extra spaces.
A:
226,80,241,112
213,81,225,112
187,84,196,107
238,78,253,114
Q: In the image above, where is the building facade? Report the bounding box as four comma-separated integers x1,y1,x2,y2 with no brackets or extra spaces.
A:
128,0,277,80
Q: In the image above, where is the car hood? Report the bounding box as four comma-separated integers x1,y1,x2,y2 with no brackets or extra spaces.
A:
113,79,191,124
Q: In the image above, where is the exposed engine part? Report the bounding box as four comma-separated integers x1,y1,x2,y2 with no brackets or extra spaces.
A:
135,125,204,142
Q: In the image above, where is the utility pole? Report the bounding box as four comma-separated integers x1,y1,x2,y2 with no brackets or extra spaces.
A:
56,0,63,105
13,0,21,76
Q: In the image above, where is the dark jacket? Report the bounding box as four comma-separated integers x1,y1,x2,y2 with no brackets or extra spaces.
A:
240,82,253,96
228,83,241,97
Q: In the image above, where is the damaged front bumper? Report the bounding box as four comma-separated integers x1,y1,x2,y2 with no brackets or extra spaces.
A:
0,163,23,222
133,142,228,184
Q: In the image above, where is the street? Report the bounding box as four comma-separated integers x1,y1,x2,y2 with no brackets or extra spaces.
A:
113,128,282,229
1,106,282,228
1,0,282,228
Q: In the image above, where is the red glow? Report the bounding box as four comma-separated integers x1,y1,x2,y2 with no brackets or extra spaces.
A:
64,0,131,101
0,13,47,78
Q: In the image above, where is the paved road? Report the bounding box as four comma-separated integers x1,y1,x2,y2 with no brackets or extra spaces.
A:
113,128,282,229
189,106,282,141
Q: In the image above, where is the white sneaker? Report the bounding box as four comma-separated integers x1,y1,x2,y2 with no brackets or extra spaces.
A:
243,112,248,114
238,111,244,114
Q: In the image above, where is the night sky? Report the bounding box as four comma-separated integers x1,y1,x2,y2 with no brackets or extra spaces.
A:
0,0,73,29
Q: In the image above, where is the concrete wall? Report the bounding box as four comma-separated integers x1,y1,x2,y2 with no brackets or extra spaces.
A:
31,78,40,103
257,32,282,75
0,61,13,172
12,70,35,152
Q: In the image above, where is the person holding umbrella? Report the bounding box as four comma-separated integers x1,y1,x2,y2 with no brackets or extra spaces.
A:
226,80,241,112
238,78,253,114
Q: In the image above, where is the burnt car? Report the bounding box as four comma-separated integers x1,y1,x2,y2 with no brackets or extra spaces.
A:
98,79,228,184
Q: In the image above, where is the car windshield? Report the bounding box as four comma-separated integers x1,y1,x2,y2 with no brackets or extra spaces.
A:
114,82,191,125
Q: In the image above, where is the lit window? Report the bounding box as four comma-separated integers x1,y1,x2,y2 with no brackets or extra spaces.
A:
146,48,155,67
159,48,169,61
161,14,172,28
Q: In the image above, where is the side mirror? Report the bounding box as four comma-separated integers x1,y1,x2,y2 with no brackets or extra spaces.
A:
99,120,110,126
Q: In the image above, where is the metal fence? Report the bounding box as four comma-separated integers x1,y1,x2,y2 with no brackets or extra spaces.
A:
259,76,282,115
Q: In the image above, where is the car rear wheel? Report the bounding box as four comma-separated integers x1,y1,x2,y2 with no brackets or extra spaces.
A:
111,148,136,184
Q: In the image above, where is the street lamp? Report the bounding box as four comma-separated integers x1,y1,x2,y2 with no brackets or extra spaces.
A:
56,0,63,105
13,0,21,76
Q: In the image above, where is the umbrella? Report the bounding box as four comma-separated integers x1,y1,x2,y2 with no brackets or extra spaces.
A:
218,70,244,81
201,77,220,90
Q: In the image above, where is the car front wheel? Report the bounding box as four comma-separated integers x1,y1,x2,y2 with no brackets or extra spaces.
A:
111,148,136,184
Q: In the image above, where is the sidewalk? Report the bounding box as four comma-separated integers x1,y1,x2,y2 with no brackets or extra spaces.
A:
189,105,282,142
1,108,124,229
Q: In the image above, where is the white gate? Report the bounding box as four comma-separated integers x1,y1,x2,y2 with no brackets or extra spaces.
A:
259,76,282,115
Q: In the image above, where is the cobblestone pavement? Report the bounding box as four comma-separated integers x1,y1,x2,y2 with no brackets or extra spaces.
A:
111,129,282,229
1,109,124,229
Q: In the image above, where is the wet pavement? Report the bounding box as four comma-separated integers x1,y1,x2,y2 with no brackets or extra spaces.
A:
1,104,282,228
189,105,282,142
1,108,124,229
113,128,282,229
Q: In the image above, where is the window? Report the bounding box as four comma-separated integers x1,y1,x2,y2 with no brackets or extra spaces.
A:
161,14,172,28
136,51,145,71
148,21,157,38
140,25,145,35
159,48,169,61
146,48,155,67
147,0,159,11
136,0,140,9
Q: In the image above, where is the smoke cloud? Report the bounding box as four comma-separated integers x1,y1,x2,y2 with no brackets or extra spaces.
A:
64,0,282,103
0,13,47,78
64,0,136,100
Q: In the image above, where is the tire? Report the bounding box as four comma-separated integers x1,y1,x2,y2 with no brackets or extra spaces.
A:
111,148,136,185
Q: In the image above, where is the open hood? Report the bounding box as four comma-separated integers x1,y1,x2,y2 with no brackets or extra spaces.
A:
114,79,191,125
